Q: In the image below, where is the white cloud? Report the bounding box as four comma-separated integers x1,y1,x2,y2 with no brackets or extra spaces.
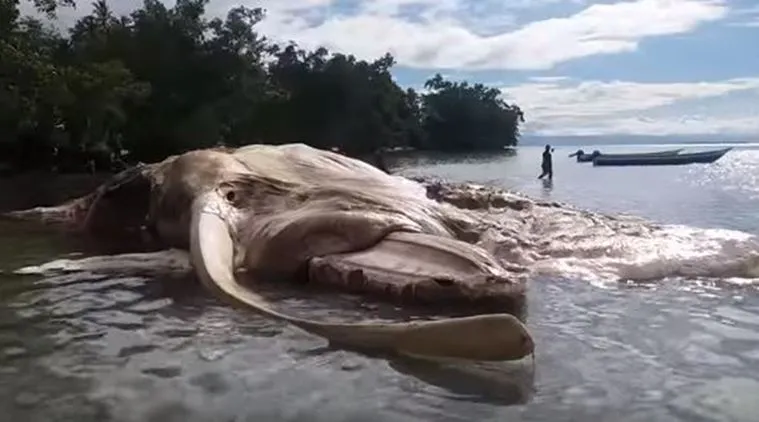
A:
255,0,728,70
727,5,759,27
500,77,759,136
23,0,728,70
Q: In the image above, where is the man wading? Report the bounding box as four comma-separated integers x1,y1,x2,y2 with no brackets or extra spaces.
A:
538,144,553,180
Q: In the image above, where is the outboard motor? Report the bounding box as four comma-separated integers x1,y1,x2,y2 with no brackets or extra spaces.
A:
569,149,584,158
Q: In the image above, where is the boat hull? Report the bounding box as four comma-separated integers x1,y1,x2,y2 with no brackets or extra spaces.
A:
592,148,732,167
575,148,683,162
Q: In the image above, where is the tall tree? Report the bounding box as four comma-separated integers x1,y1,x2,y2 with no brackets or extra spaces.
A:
0,0,525,172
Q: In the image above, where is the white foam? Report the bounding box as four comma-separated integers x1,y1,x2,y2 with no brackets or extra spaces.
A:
476,196,759,286
14,249,191,277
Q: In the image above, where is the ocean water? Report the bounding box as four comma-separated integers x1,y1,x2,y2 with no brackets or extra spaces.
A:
395,143,759,234
2,143,759,421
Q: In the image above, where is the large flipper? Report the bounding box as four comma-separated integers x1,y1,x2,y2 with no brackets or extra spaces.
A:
190,195,535,362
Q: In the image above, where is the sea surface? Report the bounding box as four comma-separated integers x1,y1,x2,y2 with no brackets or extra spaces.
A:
2,143,759,422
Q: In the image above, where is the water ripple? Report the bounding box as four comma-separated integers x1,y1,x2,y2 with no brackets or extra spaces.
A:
4,146,759,421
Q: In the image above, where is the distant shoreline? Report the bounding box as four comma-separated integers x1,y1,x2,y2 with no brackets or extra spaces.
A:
519,134,759,147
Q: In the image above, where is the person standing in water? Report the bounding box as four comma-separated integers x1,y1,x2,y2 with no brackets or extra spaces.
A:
538,144,553,180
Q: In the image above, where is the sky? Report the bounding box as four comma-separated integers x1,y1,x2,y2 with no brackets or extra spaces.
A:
23,0,759,139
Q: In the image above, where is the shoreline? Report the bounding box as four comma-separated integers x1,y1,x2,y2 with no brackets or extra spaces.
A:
0,172,113,213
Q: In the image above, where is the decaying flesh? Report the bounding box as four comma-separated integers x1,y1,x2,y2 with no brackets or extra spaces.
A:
6,144,535,361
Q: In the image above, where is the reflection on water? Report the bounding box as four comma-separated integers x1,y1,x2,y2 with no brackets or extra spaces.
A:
540,178,554,197
387,357,535,405
0,224,538,421
5,247,759,421
4,144,759,421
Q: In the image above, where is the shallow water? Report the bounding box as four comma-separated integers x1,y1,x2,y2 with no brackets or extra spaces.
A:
3,143,759,421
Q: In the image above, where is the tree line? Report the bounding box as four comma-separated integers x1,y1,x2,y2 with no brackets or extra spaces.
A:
0,0,526,173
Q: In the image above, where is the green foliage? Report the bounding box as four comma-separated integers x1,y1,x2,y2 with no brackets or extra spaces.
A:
0,0,525,172
420,74,525,152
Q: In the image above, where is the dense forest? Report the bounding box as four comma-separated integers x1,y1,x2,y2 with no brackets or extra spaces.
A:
0,0,526,173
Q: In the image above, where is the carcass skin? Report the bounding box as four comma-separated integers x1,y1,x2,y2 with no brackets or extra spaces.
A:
5,143,533,362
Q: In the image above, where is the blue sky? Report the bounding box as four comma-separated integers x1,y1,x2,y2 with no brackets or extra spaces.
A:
27,0,759,138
